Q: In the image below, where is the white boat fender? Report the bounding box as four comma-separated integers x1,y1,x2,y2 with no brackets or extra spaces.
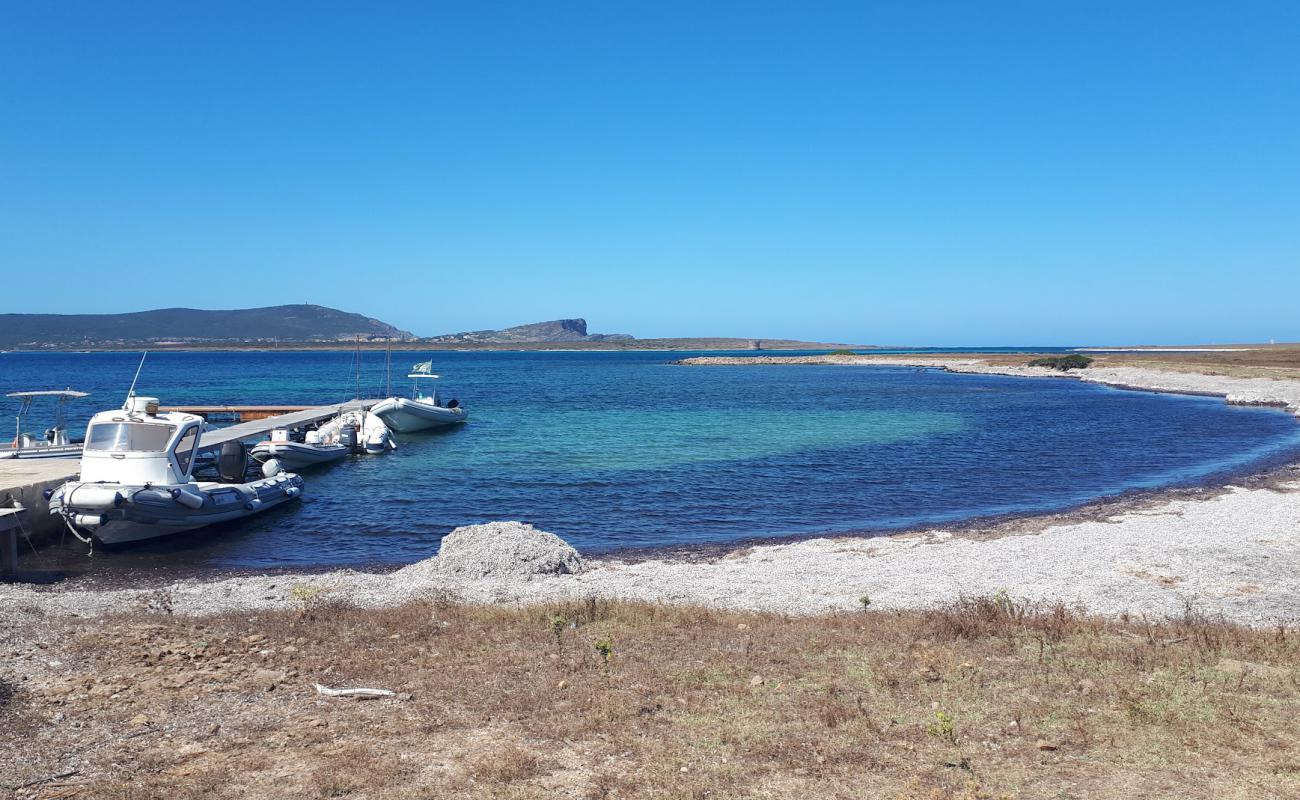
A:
285,486,300,497
170,486,206,509
67,485,125,509
72,512,108,528
245,498,263,511
262,458,283,478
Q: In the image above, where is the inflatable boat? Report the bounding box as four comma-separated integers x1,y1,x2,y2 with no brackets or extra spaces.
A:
315,409,392,454
48,396,303,545
371,359,468,433
250,427,349,471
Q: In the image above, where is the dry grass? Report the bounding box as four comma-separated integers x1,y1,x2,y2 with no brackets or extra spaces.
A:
4,596,1300,799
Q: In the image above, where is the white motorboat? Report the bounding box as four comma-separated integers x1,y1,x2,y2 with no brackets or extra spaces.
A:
47,395,303,545
315,409,392,455
250,427,349,471
371,360,468,433
2,389,88,459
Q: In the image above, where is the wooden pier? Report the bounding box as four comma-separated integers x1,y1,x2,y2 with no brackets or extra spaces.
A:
160,405,313,422
196,400,382,450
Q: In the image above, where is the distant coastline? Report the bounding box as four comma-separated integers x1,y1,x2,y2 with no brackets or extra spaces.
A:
2,338,872,354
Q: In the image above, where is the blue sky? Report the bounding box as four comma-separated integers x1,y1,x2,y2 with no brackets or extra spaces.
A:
2,2,1297,345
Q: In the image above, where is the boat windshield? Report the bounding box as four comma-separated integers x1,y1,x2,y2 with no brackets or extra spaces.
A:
85,422,176,453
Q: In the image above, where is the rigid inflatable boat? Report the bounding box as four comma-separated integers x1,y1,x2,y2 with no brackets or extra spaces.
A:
250,428,349,471
48,396,303,545
315,409,392,454
371,359,467,433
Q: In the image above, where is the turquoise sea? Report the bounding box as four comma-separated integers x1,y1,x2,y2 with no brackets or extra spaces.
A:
4,349,1300,572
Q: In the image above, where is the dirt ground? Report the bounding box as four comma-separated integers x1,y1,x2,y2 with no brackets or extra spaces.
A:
3,597,1298,799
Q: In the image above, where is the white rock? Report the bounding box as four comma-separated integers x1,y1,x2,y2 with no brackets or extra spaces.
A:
426,521,585,580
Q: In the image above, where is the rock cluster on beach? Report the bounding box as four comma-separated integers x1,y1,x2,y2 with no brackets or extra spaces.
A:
422,520,586,580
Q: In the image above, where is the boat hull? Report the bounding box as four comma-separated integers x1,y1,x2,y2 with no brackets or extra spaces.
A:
0,444,82,460
250,441,349,471
372,397,467,433
50,474,304,545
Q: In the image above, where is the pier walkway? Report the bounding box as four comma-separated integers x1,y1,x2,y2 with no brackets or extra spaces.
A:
196,400,382,450
161,405,312,422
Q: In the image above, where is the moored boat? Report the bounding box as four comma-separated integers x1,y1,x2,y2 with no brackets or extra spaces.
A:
372,360,467,433
250,427,349,471
48,396,303,545
315,409,393,454
2,389,88,459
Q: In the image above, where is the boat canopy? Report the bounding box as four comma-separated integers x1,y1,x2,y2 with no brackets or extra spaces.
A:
7,390,89,399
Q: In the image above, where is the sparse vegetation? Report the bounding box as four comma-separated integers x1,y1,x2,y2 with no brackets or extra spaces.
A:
4,597,1299,798
1027,354,1094,371
828,348,859,356
925,710,958,744
289,583,327,617
593,634,614,672
548,613,568,650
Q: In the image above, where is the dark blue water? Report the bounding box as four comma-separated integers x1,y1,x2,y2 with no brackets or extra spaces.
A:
4,350,1299,570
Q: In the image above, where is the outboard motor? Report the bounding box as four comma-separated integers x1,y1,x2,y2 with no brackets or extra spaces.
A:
339,424,358,450
217,441,248,484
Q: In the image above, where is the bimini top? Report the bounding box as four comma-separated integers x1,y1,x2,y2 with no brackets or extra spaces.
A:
6,390,89,399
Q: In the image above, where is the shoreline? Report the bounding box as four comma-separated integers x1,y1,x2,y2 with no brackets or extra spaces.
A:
676,353,1300,417
4,355,1300,627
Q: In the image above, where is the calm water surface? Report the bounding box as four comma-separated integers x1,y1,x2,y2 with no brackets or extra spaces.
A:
4,350,1300,572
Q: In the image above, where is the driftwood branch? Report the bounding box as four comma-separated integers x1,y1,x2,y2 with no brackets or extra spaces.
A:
313,683,395,699
10,769,80,791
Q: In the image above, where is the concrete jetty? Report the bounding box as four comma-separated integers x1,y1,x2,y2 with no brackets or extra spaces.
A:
0,458,78,542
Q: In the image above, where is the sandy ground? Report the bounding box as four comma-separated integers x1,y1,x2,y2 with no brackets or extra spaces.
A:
3,359,1299,628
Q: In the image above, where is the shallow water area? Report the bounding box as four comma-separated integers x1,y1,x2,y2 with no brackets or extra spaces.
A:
4,349,1300,574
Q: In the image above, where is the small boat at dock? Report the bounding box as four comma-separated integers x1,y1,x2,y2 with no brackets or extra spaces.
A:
316,409,393,454
2,389,88,459
48,396,303,545
371,360,467,433
250,427,349,471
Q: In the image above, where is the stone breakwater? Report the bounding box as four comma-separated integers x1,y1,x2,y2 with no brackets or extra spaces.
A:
675,355,1300,420
3,359,1300,627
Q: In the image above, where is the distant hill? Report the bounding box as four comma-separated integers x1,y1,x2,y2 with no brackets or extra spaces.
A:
0,308,866,352
0,305,412,349
425,318,634,344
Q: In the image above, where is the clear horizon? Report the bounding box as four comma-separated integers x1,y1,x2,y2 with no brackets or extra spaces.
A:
3,2,1297,346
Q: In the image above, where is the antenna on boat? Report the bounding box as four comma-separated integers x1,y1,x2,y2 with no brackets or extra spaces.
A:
353,336,362,401
124,351,148,409
353,336,364,437
384,340,393,398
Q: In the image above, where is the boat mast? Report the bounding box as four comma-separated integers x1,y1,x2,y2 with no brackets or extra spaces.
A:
354,336,364,437
385,340,393,398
